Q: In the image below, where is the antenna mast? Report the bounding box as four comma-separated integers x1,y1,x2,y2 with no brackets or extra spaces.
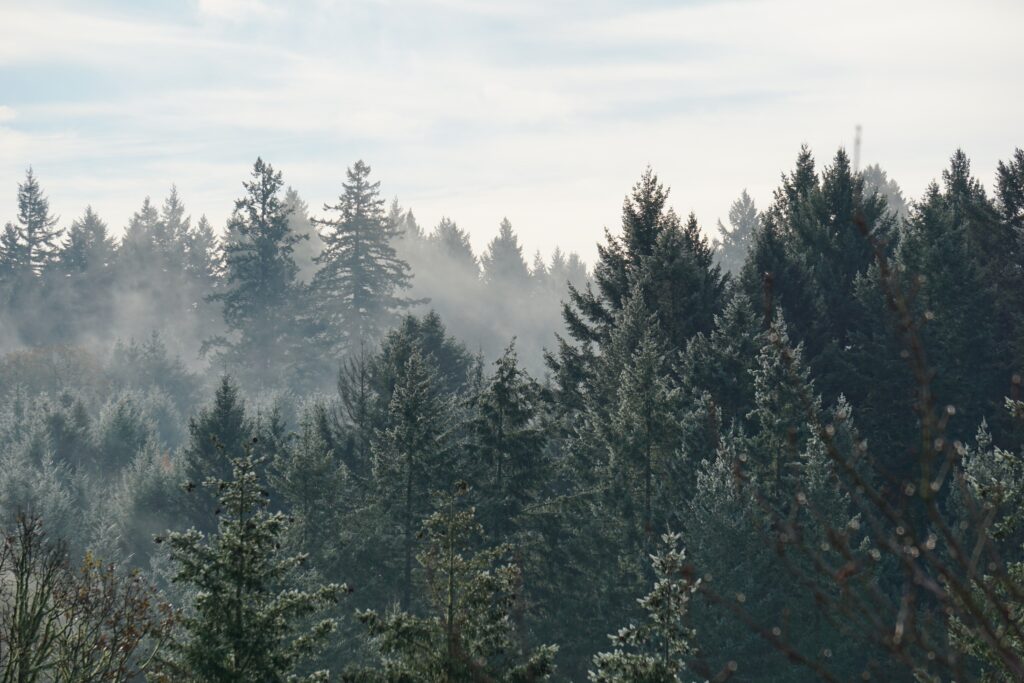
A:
853,124,862,173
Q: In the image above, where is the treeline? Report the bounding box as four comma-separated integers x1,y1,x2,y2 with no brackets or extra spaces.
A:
0,146,1023,681
0,160,587,380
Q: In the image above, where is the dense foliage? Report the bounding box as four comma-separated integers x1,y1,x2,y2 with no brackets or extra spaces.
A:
1,147,1023,681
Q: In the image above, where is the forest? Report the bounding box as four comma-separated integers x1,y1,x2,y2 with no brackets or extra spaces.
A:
0,144,1023,682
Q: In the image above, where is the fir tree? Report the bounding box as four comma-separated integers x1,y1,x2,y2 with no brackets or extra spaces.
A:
467,341,546,543
481,218,530,287
370,348,453,609
157,445,345,682
351,483,557,682
714,190,759,275
208,158,304,385
310,160,415,355
589,532,700,683
430,217,478,277
6,167,62,276
181,376,252,532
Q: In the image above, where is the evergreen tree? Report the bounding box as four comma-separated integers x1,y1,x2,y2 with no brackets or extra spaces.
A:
180,376,253,532
285,187,324,284
5,167,62,276
481,218,530,287
467,341,547,543
157,446,345,682
270,408,350,574
208,158,304,385
605,324,683,542
861,163,910,220
310,160,415,355
430,217,478,277
351,484,557,682
54,206,117,340
714,190,759,275
589,532,699,683
679,292,762,429
370,348,454,609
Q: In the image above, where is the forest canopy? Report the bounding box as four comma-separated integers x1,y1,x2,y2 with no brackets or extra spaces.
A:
1,146,1024,681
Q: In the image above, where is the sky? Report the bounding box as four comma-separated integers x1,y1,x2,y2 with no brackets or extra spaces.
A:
1,0,1023,265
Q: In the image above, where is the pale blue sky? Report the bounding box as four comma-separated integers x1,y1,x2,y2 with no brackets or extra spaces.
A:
1,0,1022,262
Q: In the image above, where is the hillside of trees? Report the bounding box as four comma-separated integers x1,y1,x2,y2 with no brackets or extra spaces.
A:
1,146,1023,681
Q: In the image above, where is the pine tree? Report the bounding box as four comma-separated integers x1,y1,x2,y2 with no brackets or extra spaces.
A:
589,532,699,683
467,341,547,543
714,190,759,275
181,376,253,532
563,168,670,347
55,206,117,339
285,187,324,284
430,217,478,277
208,158,304,385
679,292,762,428
481,218,530,287
351,483,557,682
270,408,350,574
605,323,683,543
310,160,415,355
861,163,910,220
370,347,453,609
747,314,817,496
157,446,345,682
6,168,62,276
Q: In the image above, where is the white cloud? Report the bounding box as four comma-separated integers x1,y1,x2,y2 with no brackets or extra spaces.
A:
0,0,1022,263
197,0,285,20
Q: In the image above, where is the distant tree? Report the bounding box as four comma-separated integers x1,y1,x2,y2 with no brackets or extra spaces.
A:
207,158,305,384
54,206,117,339
310,160,415,356
3,168,62,277
861,163,910,220
481,218,530,287
180,376,252,532
285,187,324,283
430,217,478,276
714,190,759,275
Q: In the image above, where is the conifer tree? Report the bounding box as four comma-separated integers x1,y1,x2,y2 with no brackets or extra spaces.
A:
430,217,478,276
310,161,414,355
270,409,350,573
481,218,530,287
714,190,759,275
370,347,453,609
181,376,252,532
157,445,345,682
605,325,682,541
467,341,546,543
285,187,324,284
208,158,304,384
589,532,699,683
351,483,557,682
55,206,117,339
5,168,62,276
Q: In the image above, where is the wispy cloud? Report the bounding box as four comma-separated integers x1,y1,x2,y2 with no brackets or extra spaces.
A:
0,0,1022,261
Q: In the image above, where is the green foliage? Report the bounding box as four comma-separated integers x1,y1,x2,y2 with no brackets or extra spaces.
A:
158,446,346,682
350,484,557,682
207,158,305,386
310,160,415,357
589,532,699,683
